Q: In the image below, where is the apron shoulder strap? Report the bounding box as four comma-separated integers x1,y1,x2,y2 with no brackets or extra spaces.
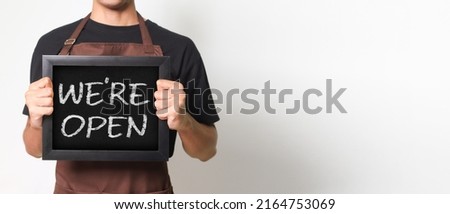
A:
59,12,158,55
137,13,157,55
59,14,91,55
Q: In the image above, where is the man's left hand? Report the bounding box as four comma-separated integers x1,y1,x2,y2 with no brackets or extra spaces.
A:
154,79,191,131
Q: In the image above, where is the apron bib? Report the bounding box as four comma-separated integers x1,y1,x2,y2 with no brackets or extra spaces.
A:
54,13,172,194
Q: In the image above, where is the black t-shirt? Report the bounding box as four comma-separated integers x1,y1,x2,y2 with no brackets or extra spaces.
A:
23,17,219,157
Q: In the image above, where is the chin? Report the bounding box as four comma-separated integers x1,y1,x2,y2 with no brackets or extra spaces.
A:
96,0,133,10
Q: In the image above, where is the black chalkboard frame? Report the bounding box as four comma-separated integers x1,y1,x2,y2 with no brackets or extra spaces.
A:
42,55,171,161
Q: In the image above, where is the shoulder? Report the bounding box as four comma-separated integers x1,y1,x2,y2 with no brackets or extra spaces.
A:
146,20,205,79
40,19,81,43
146,20,198,54
35,19,82,54
29,19,83,82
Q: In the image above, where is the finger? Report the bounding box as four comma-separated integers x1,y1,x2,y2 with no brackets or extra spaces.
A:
156,109,168,120
26,88,53,101
154,89,185,102
29,106,53,116
154,99,170,111
156,79,174,91
27,98,53,109
25,93,48,109
171,89,185,101
29,77,52,90
35,97,53,107
154,90,170,100
157,79,184,91
41,106,54,116
43,77,53,88
171,90,186,107
36,88,53,98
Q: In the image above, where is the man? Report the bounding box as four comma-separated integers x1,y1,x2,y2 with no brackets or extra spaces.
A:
23,0,219,193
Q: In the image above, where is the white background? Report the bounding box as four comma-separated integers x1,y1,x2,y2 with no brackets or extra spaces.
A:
1,0,449,193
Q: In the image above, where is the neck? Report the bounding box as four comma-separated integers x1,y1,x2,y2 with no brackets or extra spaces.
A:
91,1,138,26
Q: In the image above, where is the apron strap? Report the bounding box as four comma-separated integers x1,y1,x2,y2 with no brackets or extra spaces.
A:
137,13,156,54
59,14,91,55
59,12,156,55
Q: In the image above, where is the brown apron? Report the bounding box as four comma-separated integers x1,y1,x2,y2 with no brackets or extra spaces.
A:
54,13,172,194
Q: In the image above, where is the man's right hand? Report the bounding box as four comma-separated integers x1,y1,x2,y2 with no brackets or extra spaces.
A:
25,77,54,129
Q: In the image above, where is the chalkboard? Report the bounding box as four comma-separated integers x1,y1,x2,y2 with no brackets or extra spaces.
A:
42,55,171,161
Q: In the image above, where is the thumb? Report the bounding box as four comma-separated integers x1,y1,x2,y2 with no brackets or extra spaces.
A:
156,79,174,91
30,77,53,90
43,77,53,88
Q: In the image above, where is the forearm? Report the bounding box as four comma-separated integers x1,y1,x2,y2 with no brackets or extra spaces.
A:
23,118,43,158
178,114,218,162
